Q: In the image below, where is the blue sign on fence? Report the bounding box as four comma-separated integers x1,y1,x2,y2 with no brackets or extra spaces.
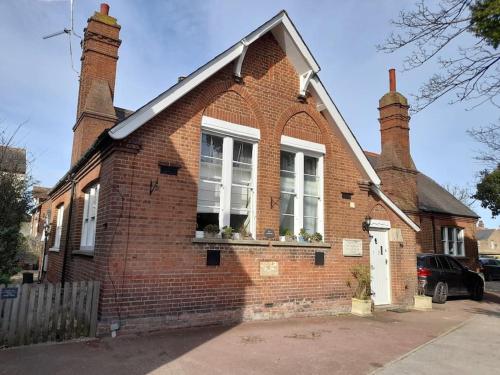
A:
1,287,18,299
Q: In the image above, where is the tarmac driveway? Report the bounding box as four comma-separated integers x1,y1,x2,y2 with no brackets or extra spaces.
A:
1,293,499,375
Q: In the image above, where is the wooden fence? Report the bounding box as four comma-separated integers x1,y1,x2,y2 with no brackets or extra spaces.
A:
0,281,100,347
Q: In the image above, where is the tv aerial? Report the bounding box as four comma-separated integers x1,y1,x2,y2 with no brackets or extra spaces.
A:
42,0,81,76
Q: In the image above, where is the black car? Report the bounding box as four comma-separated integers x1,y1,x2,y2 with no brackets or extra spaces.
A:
479,257,500,281
417,254,484,303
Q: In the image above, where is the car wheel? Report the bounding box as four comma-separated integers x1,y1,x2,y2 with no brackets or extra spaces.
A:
432,282,448,304
471,281,484,301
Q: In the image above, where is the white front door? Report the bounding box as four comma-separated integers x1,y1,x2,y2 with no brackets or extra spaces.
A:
369,228,391,305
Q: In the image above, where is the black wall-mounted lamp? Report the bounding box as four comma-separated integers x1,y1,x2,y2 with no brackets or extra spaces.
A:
362,216,372,232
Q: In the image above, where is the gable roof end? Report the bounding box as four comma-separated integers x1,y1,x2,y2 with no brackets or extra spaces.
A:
107,11,420,232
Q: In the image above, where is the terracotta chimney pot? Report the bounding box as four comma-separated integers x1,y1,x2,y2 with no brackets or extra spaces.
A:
389,68,396,92
100,3,110,15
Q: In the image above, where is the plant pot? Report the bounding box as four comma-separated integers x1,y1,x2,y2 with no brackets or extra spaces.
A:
297,236,307,243
279,236,286,242
414,295,432,311
195,231,204,239
204,232,217,239
351,298,372,317
232,233,241,240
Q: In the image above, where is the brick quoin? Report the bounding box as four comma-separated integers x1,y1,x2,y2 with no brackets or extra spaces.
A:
44,5,476,336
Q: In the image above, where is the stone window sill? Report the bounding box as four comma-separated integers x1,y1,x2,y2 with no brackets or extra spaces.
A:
73,247,94,257
192,238,331,249
48,247,60,252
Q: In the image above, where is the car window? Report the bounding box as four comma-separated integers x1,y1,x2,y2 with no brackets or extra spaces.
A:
447,257,463,271
439,256,452,270
428,256,440,269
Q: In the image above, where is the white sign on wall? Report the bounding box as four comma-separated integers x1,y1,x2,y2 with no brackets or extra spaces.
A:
343,239,363,257
260,261,279,276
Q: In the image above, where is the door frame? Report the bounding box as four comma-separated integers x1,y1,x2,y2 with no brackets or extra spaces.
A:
369,219,392,305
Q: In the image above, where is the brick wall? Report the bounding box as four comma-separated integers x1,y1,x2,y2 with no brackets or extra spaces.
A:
48,32,419,335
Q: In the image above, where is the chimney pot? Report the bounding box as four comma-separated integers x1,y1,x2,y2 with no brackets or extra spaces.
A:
389,68,396,92
100,3,110,15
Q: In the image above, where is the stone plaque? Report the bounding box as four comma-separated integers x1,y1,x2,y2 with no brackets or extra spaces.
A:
260,261,279,276
343,239,363,257
389,228,404,242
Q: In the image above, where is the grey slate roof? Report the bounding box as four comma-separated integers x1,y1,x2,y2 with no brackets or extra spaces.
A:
365,152,479,218
0,146,26,174
477,229,496,241
114,107,134,122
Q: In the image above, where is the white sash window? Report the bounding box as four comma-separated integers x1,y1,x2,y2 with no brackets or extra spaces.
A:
280,136,324,238
81,183,100,251
441,227,465,257
53,204,64,249
197,116,259,237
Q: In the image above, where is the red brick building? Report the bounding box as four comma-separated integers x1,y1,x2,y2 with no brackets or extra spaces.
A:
44,5,477,334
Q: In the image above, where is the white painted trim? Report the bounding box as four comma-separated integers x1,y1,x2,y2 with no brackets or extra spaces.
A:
370,186,420,232
309,77,381,186
233,40,249,78
202,116,260,141
369,219,391,229
281,135,326,154
299,70,314,96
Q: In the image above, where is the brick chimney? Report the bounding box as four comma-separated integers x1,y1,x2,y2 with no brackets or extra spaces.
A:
376,69,419,213
71,3,121,165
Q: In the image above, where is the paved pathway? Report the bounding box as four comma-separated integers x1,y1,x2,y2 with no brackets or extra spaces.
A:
373,313,500,375
1,294,499,375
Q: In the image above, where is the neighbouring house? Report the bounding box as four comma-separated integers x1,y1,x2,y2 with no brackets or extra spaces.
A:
477,221,500,259
29,186,52,273
43,4,477,335
364,78,480,269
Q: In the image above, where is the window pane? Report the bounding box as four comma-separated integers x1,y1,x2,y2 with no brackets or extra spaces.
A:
197,181,221,211
232,161,252,186
280,215,294,234
304,196,318,217
303,217,317,234
200,156,222,182
201,133,223,158
280,151,295,172
280,171,295,193
280,193,294,215
230,214,248,232
233,141,252,164
304,174,319,196
304,156,317,175
231,185,251,212
197,213,218,231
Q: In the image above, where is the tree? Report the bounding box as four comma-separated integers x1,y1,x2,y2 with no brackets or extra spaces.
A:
473,166,500,217
378,0,500,111
0,126,33,285
467,123,500,167
443,183,475,207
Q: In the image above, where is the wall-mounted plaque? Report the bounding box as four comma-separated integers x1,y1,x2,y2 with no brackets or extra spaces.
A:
263,228,275,239
343,239,363,257
260,261,279,276
389,228,404,242
1,287,18,299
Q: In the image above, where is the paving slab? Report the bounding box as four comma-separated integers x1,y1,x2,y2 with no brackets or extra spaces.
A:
1,294,499,375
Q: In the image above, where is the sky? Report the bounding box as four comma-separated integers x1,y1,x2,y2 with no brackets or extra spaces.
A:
0,0,498,228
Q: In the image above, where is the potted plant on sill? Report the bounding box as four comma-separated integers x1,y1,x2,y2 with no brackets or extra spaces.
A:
203,224,220,239
414,280,432,311
279,228,294,242
298,228,310,243
235,224,251,240
311,232,323,243
222,225,234,239
347,264,372,317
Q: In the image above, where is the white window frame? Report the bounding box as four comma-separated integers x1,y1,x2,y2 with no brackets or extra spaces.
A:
51,204,64,251
280,135,325,238
80,183,100,252
198,116,260,238
441,226,465,257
